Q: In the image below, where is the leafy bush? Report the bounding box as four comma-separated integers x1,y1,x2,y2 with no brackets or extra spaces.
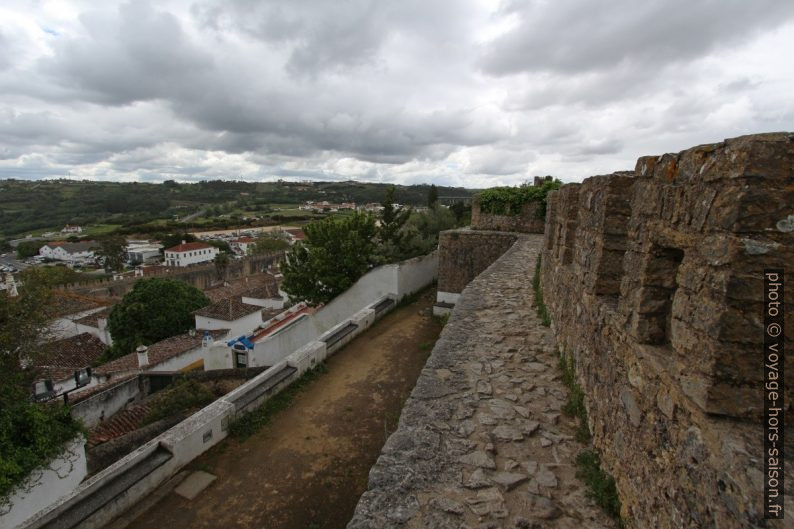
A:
476,179,561,217
0,400,85,508
142,379,216,425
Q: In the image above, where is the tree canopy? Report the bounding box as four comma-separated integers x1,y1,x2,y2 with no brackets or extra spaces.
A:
281,212,379,305
106,278,210,357
0,274,84,509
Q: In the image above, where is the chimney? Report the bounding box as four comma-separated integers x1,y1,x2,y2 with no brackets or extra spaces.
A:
181,240,186,245
136,345,149,368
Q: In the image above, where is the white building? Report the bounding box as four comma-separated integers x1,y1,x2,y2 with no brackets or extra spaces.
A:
61,225,82,234
163,241,218,267
194,297,264,338
125,241,163,264
39,241,97,263
229,236,257,256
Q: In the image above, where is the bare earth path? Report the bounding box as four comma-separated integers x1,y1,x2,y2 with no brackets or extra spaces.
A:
122,289,441,529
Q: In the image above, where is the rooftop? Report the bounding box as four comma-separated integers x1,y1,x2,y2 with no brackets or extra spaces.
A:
37,332,108,382
42,240,98,253
164,242,213,253
73,306,113,327
204,273,280,303
194,297,262,321
94,330,226,375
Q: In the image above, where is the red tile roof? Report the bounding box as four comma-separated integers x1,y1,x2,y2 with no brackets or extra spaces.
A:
204,273,280,303
285,228,306,240
37,333,108,382
164,242,213,253
73,306,113,327
94,330,226,375
232,237,256,243
194,297,262,321
88,403,152,448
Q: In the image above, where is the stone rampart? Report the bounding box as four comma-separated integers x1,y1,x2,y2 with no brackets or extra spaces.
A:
437,229,519,300
542,132,792,528
471,200,545,233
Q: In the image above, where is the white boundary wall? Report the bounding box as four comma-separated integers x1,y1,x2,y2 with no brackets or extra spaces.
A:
2,438,86,529
20,251,437,529
248,251,437,368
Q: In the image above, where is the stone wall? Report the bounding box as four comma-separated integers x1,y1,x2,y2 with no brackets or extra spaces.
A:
542,133,792,528
471,200,545,233
437,228,519,296
66,252,283,297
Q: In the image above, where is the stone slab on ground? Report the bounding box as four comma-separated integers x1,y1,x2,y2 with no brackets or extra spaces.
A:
173,471,217,500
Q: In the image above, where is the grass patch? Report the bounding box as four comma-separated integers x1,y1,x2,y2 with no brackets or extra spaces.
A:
575,450,623,526
557,351,624,526
142,379,216,425
532,255,551,327
557,354,590,443
229,363,328,439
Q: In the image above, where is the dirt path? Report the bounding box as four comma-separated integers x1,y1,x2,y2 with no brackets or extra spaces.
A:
123,289,441,529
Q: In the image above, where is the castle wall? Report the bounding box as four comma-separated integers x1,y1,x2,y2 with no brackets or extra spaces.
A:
471,200,545,233
542,133,793,528
437,228,519,299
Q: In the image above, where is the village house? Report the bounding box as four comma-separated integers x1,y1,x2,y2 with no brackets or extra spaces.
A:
163,241,218,267
39,241,98,264
93,330,227,379
61,224,82,234
194,297,271,337
36,333,107,396
229,236,257,256
124,240,163,265
284,228,306,244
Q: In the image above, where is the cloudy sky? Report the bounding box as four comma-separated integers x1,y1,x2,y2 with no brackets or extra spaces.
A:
1,0,793,187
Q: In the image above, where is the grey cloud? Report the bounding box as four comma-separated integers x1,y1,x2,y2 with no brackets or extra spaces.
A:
41,1,212,105
482,0,794,76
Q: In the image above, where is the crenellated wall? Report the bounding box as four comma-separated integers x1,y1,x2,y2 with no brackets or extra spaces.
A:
542,133,792,528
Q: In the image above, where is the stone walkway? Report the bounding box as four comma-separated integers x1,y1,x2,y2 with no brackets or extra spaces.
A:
348,235,616,529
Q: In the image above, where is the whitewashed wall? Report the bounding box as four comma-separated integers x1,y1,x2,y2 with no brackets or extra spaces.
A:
1,438,86,529
70,377,141,429
247,251,437,368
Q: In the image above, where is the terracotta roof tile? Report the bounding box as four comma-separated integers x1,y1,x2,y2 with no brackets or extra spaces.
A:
94,330,226,375
37,333,107,382
73,306,113,327
164,242,213,253
204,273,280,303
194,297,262,321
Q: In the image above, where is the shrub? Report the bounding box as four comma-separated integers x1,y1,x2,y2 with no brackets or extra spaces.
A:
476,180,561,217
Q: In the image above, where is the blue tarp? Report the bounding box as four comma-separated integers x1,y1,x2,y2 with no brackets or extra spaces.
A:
227,335,255,349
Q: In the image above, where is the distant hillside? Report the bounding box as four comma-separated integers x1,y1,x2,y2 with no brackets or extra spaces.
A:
0,179,475,239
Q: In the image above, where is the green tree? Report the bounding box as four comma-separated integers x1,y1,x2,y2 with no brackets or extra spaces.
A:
214,252,230,280
398,207,457,258
160,232,196,250
281,212,378,305
0,273,84,509
106,278,210,358
96,235,126,272
377,186,411,262
251,234,289,255
16,241,43,259
206,239,232,254
427,184,439,208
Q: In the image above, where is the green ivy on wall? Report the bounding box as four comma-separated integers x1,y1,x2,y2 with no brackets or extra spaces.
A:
475,179,562,218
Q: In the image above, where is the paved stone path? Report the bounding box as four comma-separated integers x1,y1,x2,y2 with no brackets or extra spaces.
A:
349,235,616,529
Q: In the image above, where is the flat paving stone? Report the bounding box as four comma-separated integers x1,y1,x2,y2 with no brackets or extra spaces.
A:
173,471,217,500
